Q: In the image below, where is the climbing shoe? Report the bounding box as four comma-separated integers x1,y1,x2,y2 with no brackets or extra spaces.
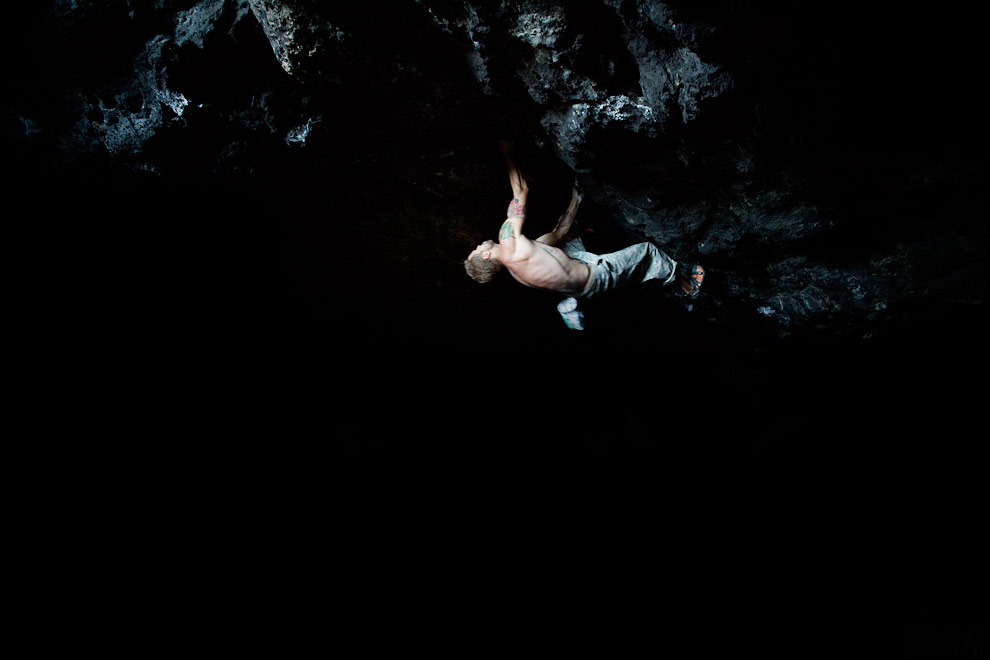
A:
677,263,705,299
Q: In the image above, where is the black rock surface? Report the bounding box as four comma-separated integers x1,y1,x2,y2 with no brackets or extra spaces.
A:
8,1,985,341
4,4,986,435
6,1,987,451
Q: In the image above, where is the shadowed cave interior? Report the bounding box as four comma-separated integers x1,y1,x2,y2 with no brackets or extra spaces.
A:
4,2,987,652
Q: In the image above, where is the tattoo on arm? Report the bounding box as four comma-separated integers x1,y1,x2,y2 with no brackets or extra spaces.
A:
507,198,526,218
499,220,515,240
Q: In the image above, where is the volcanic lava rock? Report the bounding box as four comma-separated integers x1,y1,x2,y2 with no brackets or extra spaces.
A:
5,0,985,344
418,1,733,170
413,1,985,338
247,0,347,79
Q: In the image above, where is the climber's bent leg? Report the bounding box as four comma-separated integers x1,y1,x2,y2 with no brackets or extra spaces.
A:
579,242,678,299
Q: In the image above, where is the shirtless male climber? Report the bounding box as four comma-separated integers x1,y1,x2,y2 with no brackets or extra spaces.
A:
464,140,705,304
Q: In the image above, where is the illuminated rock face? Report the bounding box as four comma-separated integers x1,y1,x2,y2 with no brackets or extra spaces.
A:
7,1,985,344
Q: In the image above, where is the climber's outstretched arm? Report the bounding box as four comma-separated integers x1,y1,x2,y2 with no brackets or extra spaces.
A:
537,183,583,246
498,140,531,260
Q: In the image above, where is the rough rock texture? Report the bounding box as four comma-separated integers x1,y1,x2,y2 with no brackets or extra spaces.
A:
414,1,987,339
4,1,986,359
418,1,733,168
247,0,346,78
8,1,983,338
18,0,979,345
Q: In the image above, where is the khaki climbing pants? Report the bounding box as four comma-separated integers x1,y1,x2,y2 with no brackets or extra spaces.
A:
562,237,678,300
